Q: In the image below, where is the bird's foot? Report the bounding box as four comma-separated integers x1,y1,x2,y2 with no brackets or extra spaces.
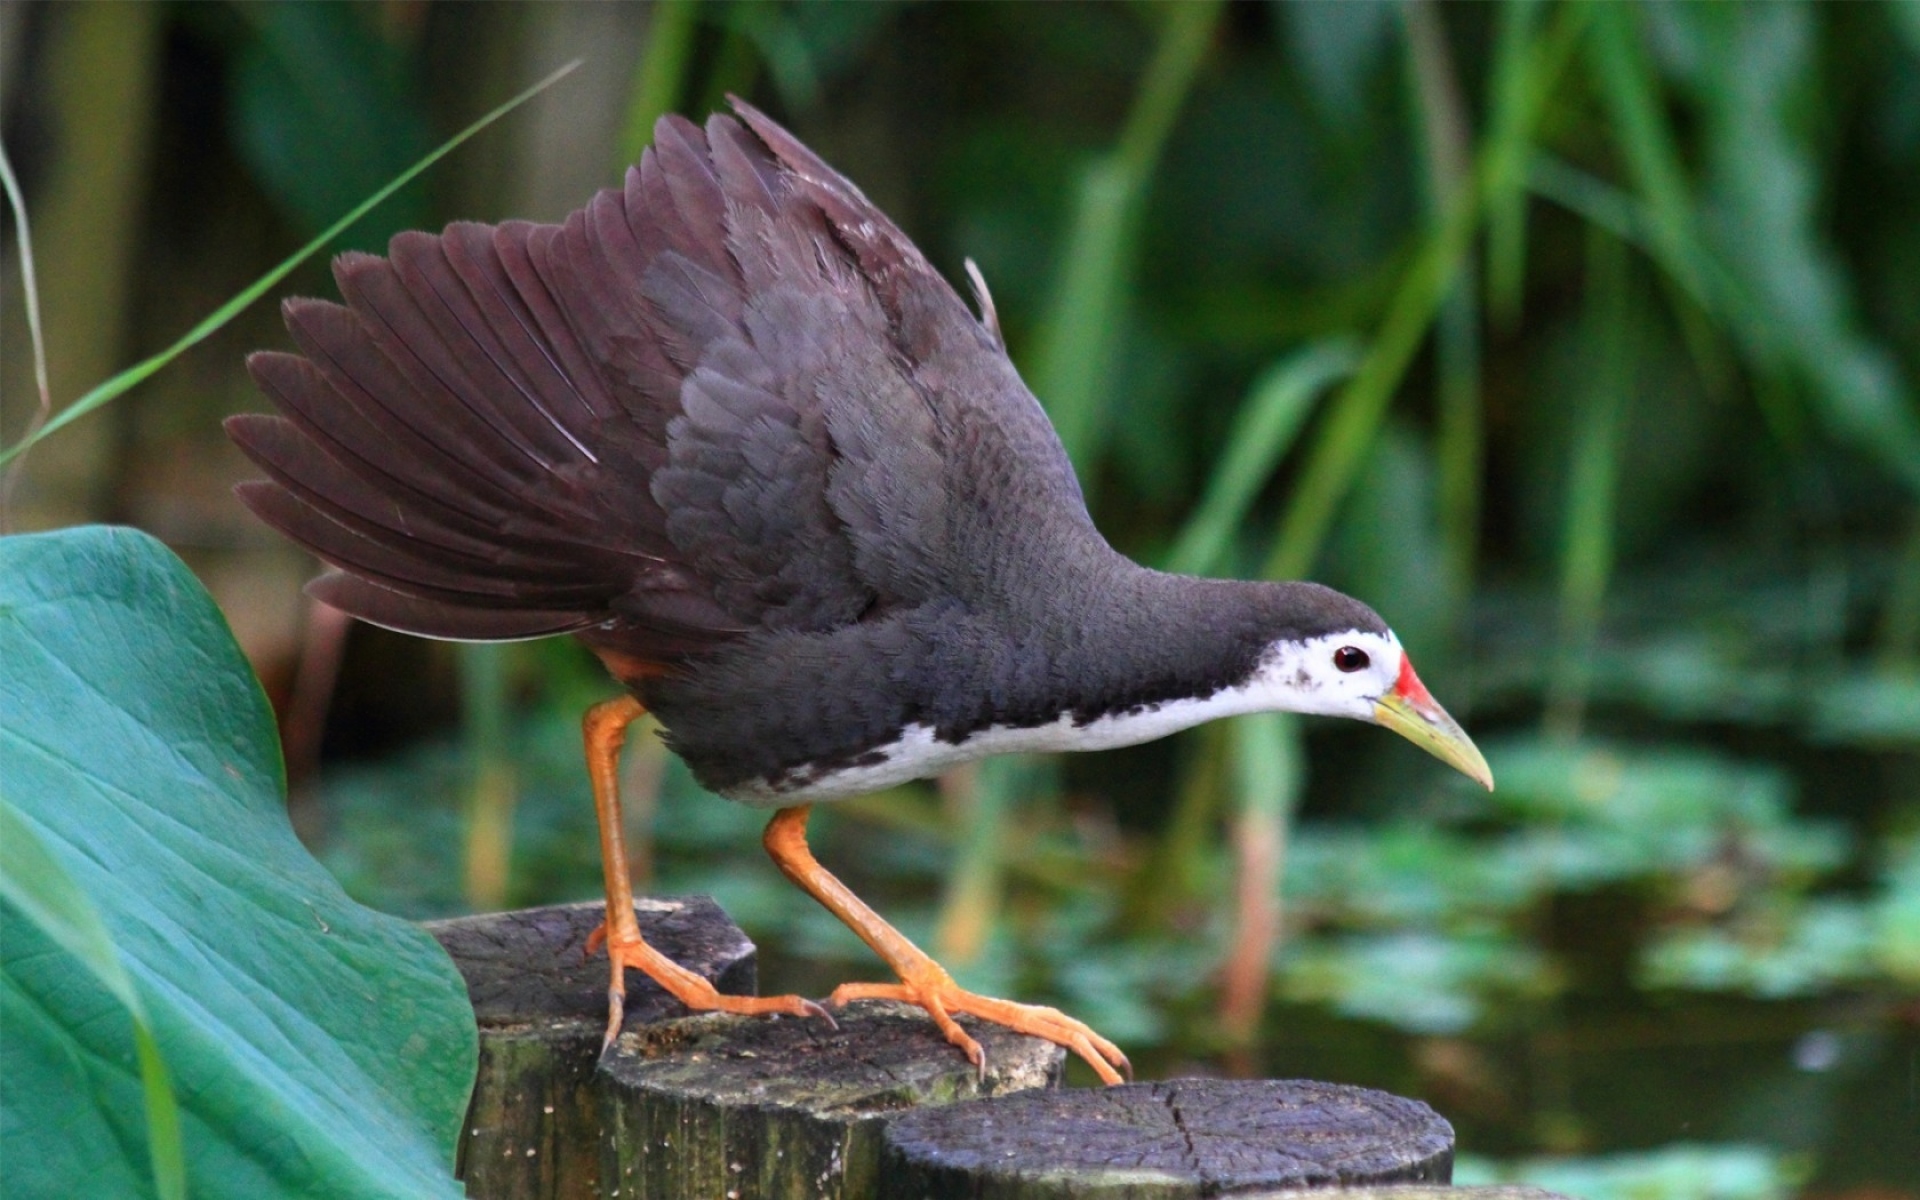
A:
591,925,834,1052
830,975,1130,1086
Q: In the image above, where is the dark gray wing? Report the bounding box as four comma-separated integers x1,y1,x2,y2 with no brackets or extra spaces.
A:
228,102,1094,667
730,102,1101,593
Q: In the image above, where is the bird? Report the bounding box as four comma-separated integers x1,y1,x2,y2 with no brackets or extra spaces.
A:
226,98,1492,1086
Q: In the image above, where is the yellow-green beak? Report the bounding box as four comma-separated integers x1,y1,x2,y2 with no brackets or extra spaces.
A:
1372,656,1493,790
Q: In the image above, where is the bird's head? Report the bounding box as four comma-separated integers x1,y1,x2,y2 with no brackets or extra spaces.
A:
1232,584,1493,790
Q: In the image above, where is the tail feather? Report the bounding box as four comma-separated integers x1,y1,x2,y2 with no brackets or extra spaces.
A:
233,480,598,608
246,347,539,540
276,300,548,511
309,572,594,642
332,253,574,481
228,416,609,588
383,231,602,465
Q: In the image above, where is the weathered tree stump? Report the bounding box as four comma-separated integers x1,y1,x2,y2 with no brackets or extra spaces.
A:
876,1079,1454,1199
600,1002,1062,1199
431,897,759,1199
432,902,1570,1200
430,898,1063,1200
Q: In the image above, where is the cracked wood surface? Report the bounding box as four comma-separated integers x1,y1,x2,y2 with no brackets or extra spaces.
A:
877,1079,1455,1199
599,1001,1064,1199
434,897,759,1028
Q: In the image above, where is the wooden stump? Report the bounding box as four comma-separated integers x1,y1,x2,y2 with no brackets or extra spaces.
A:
431,899,1063,1200
600,1001,1062,1200
876,1079,1454,1199
431,901,1570,1200
431,897,759,1200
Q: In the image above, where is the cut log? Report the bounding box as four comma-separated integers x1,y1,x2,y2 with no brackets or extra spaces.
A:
598,1001,1063,1199
431,898,1063,1200
429,902,1570,1200
432,897,758,1200
876,1078,1455,1199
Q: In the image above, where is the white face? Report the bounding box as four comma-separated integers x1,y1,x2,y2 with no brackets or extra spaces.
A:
1241,629,1406,720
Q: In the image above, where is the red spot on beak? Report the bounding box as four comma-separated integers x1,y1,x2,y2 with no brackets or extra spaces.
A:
1394,654,1436,710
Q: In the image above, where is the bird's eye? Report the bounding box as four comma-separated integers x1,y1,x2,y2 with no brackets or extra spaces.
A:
1333,646,1370,673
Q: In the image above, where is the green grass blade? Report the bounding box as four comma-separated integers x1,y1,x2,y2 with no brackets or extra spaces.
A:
1262,189,1478,583
0,61,581,469
1405,0,1484,612
1262,1,1587,584
1695,4,1920,496
1032,0,1222,478
619,0,700,168
1485,0,1546,328
131,1025,186,1200
458,642,517,909
1433,283,1482,603
1527,155,1669,271
1527,152,1748,392
1589,4,1702,296
0,143,49,420
1230,715,1301,838
1164,339,1359,577
1545,229,1630,738
0,796,186,1200
934,755,1024,966
1111,1,1223,186
2,139,52,522
1585,0,1737,389
695,4,767,115
0,796,147,1031
1031,159,1135,475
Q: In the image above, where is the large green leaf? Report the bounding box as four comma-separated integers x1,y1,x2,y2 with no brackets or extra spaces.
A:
0,527,475,1199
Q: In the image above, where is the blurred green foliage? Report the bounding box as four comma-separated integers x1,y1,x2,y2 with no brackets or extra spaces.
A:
1457,1144,1809,1200
225,3,434,252
5,0,1917,1194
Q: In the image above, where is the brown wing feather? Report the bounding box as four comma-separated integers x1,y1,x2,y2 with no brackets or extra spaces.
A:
230,102,1090,672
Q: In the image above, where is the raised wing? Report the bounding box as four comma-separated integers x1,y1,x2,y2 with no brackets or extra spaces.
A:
228,100,1093,669
729,104,1101,597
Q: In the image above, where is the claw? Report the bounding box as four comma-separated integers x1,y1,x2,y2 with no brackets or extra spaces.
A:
830,980,1125,1085
801,998,839,1030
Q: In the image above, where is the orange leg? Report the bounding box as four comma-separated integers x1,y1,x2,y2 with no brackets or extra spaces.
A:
762,805,1130,1085
583,696,830,1049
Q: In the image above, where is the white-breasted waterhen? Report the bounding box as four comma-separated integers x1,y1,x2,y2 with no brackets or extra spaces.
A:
227,100,1493,1085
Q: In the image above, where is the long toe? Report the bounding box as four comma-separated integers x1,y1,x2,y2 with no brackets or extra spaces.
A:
605,937,834,1029
958,992,1131,1082
831,978,1127,1085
